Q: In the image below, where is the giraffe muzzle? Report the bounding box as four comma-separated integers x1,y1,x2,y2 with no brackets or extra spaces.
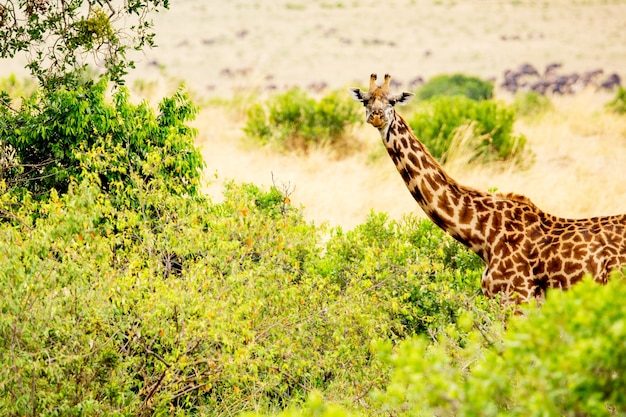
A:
368,111,385,128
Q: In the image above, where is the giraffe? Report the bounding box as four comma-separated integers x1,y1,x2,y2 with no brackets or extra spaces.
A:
350,73,626,303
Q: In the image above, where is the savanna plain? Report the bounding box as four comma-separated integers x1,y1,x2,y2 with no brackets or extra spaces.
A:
2,0,626,416
100,0,626,230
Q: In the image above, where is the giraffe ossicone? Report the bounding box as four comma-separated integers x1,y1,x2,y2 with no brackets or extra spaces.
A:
350,73,626,303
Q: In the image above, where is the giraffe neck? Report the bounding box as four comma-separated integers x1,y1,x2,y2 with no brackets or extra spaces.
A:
381,111,490,259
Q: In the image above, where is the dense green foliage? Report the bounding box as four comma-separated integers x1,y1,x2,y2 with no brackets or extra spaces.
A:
0,0,169,88
407,95,528,164
244,88,361,152
0,175,499,416
0,79,203,206
417,74,494,101
256,276,626,417
607,87,626,115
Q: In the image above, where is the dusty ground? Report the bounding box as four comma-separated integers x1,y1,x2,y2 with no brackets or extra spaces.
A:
2,0,626,229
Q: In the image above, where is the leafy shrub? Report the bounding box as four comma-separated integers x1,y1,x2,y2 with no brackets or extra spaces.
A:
607,86,626,115
317,212,489,336
417,73,494,101
0,78,204,206
244,88,361,152
252,275,626,417
407,95,528,164
513,90,554,119
374,275,626,416
0,175,498,416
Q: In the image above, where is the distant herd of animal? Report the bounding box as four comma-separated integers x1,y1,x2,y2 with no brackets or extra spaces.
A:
500,62,621,95
216,62,622,96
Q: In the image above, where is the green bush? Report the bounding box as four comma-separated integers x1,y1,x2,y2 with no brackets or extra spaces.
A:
417,74,494,101
251,275,626,417
374,275,626,416
513,90,554,119
407,95,528,164
607,86,626,115
0,78,204,206
317,212,488,336
244,88,361,152
0,176,497,416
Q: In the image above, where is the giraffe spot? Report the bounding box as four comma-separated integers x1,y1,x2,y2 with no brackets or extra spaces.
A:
540,242,559,258
400,168,412,185
540,213,555,227
476,218,487,237
516,263,530,274
397,124,408,135
493,240,511,257
459,204,474,225
410,185,427,205
440,193,455,217
532,262,545,276
449,192,461,207
400,137,408,149
605,232,622,249
531,276,549,297
511,207,524,220
549,274,569,289
429,210,453,232
507,233,524,247
561,242,577,259
491,212,503,229
419,181,433,203
521,239,538,259
528,226,543,242
524,212,539,224
505,221,524,233
405,163,418,178
424,172,441,192
546,257,562,273
563,261,582,276
480,198,495,210
571,244,587,259
408,152,420,169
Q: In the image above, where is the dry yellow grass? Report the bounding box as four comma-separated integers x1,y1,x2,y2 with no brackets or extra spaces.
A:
446,91,626,219
198,90,626,229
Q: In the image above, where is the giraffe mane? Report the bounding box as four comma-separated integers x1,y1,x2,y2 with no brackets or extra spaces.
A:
498,192,538,209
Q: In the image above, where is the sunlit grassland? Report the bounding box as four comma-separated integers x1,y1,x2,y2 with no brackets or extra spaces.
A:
196,88,626,230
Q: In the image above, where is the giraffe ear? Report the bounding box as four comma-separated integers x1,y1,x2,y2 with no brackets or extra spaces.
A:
348,88,368,103
390,92,415,106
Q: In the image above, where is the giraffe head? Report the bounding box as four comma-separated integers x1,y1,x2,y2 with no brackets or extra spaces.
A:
349,73,414,130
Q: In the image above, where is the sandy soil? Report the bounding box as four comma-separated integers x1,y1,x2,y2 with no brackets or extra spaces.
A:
2,0,626,229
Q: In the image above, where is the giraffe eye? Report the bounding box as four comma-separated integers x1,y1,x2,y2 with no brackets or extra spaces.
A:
389,99,396,106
